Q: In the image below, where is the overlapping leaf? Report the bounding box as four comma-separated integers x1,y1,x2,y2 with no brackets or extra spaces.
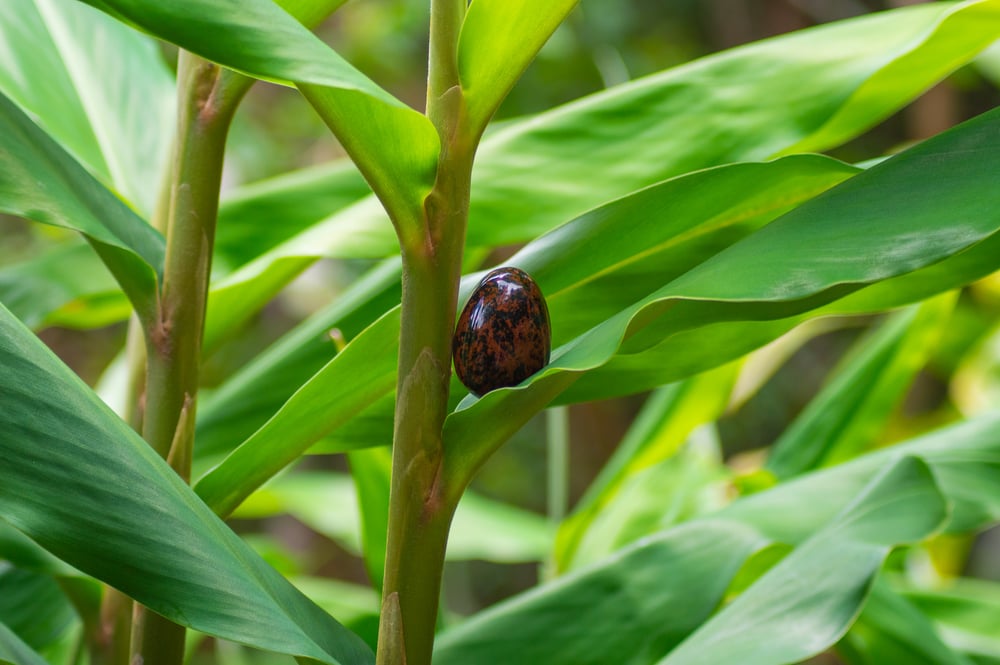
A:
434,520,769,665
197,259,401,462
435,454,948,664
556,366,737,571
0,623,47,665
76,0,440,229
440,411,1000,664
766,293,956,478
203,0,1000,293
839,582,974,665
0,91,163,321
659,457,945,665
899,576,1000,661
194,0,1000,471
0,243,125,330
0,0,174,216
443,107,1000,485
0,304,372,665
196,153,858,501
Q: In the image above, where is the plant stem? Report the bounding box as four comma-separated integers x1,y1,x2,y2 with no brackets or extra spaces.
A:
377,2,471,663
544,406,570,582
132,51,248,665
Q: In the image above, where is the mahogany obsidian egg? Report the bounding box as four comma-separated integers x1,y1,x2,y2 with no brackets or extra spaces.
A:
452,267,551,397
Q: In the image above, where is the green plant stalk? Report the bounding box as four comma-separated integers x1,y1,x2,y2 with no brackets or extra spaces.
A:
544,406,570,581
377,1,471,663
93,85,175,665
132,51,250,665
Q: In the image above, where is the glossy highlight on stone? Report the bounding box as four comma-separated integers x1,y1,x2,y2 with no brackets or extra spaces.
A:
452,267,551,397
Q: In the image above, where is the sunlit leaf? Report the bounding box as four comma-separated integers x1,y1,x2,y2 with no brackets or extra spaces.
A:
0,0,174,216
0,91,163,321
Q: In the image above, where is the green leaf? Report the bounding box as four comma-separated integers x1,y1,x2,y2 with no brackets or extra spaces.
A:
79,0,439,229
0,0,174,216
347,449,391,592
658,456,946,665
840,581,975,665
0,623,48,665
202,0,999,312
721,413,1000,540
457,0,579,132
0,567,75,651
0,91,163,322
436,455,946,664
766,292,956,478
899,576,1000,661
0,304,372,665
564,426,729,574
0,524,77,578
434,520,770,665
80,0,387,102
556,365,738,571
278,153,857,459
779,0,1000,155
213,161,371,274
195,307,401,516
0,242,125,330
444,106,1000,487
197,259,402,463
298,84,439,232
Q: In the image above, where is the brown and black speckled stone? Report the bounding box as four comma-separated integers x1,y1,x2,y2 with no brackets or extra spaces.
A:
453,267,551,397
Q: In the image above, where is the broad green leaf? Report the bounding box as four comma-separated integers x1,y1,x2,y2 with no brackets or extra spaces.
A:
195,307,401,516
0,623,47,665
556,365,738,571
457,0,579,132
0,524,77,578
0,0,174,216
658,457,946,665
213,160,370,274
435,455,945,665
197,259,402,463
298,85,439,231
201,0,999,316
443,107,1000,487
0,567,74,652
0,242,125,330
721,412,1000,540
839,581,974,665
0,91,163,322
766,292,956,479
900,577,1000,661
434,520,769,665
291,576,379,651
0,304,372,665
558,224,1000,404
779,0,1000,155
79,0,390,102
78,0,440,228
